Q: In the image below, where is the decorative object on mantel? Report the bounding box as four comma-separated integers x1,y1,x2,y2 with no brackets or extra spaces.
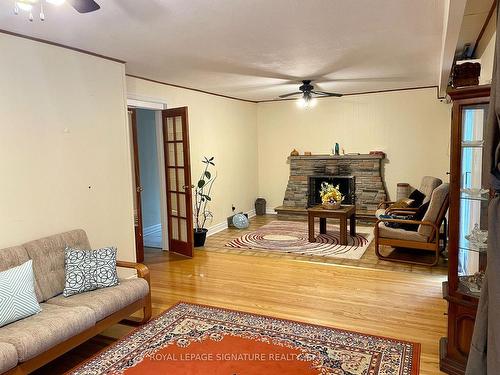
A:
333,143,340,155
304,151,312,156
319,182,344,209
290,148,299,156
193,156,216,247
341,148,345,155
369,150,386,157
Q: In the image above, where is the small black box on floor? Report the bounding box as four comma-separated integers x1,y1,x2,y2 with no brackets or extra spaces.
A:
227,212,249,227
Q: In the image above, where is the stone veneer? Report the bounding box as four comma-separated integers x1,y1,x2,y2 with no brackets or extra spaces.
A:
283,154,387,212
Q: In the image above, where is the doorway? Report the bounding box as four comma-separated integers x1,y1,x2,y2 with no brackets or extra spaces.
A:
128,100,194,260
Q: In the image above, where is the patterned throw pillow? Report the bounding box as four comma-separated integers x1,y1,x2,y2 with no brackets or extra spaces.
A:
0,260,41,327
63,247,119,297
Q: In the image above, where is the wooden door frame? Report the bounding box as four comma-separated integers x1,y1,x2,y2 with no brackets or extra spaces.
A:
128,108,144,263
128,98,169,252
162,106,194,257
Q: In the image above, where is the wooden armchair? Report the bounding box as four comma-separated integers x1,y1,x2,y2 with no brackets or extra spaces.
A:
375,183,449,266
376,176,443,217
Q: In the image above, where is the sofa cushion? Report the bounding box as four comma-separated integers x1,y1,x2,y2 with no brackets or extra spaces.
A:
0,342,17,374
47,278,148,321
377,222,428,242
0,303,95,362
0,246,43,302
0,260,41,328
23,229,91,302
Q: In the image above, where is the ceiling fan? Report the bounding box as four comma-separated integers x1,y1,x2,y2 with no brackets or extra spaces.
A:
278,80,343,108
14,0,100,21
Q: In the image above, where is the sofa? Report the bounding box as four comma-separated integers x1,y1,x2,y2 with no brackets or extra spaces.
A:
0,229,152,375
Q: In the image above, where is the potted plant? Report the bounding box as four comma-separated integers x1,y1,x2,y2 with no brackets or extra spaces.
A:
319,182,344,209
193,156,216,247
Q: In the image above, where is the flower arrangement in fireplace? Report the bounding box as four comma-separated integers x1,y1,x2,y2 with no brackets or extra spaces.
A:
319,182,344,209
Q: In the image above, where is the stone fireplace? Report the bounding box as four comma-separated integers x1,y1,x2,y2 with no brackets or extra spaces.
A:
280,154,387,218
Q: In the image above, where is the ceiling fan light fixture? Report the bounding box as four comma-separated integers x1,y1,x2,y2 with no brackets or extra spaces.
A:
297,94,317,109
46,0,66,5
16,1,33,12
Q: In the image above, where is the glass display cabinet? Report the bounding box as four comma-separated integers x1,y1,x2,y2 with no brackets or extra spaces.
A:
440,85,491,375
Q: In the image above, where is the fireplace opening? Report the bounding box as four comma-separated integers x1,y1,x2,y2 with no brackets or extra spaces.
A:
308,176,356,207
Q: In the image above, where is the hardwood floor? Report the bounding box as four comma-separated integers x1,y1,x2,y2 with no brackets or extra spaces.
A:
36,215,448,374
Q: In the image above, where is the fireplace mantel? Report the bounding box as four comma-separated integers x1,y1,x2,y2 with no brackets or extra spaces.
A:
282,153,388,212
288,154,385,161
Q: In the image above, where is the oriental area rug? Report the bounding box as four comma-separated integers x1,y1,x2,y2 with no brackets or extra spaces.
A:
226,220,373,259
68,302,420,375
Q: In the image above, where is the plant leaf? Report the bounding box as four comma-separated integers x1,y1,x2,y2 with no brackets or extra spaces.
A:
209,157,214,161
205,171,211,179
204,195,211,201
198,180,205,188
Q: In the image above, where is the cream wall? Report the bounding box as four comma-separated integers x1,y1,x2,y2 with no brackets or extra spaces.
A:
257,88,452,209
0,33,137,263
126,77,259,230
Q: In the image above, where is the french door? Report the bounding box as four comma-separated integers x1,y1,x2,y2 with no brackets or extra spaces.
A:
162,107,194,257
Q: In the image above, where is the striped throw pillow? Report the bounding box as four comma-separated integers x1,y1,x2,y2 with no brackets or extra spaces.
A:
0,260,41,327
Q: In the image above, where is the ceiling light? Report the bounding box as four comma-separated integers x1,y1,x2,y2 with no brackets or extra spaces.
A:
16,1,33,11
46,0,65,5
297,94,317,109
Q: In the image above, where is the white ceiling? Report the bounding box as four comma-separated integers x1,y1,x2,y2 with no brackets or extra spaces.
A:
0,0,452,101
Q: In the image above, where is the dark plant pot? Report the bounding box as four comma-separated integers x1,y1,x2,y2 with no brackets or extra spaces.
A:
194,228,208,247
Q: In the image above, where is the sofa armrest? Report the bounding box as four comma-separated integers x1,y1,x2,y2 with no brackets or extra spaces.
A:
116,260,150,280
116,261,152,324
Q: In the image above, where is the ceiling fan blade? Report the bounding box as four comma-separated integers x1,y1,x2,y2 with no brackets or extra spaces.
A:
67,0,100,13
312,91,343,97
278,92,302,98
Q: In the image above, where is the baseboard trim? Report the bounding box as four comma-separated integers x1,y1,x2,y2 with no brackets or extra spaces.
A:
207,209,256,237
266,208,277,215
143,223,162,236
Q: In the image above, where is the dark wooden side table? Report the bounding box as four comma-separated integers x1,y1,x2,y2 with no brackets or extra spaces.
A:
307,205,356,245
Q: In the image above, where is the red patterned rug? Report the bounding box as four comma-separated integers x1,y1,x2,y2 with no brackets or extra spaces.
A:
226,220,373,259
68,302,420,375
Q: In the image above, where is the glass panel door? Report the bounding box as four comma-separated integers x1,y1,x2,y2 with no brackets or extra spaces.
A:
458,104,488,297
162,107,193,257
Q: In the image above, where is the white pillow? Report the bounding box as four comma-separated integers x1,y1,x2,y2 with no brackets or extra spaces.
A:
0,260,41,327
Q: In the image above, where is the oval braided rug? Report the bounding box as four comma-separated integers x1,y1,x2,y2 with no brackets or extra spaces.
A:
226,220,373,259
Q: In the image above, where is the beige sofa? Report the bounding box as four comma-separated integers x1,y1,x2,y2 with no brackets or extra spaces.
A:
0,229,151,375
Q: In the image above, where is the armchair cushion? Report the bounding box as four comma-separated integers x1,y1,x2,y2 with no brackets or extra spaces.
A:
377,222,428,242
419,176,443,204
418,183,449,237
